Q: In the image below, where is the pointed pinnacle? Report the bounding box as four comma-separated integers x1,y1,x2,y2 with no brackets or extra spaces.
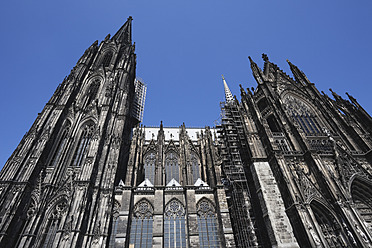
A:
222,75,234,103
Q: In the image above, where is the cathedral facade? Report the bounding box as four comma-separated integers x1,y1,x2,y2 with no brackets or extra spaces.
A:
1,18,372,248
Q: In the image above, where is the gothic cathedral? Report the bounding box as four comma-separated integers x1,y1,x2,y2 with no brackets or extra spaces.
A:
1,18,372,248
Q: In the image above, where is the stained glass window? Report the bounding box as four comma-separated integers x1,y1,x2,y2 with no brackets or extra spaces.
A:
144,152,156,184
129,200,153,248
164,199,186,248
165,152,179,183
284,95,322,134
71,123,95,167
197,199,220,248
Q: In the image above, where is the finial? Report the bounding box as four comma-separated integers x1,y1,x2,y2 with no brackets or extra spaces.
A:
128,16,133,21
262,53,269,62
160,120,163,129
221,74,225,80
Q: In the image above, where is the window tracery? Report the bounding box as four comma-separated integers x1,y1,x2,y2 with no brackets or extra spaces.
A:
102,51,113,67
144,152,156,184
197,199,220,248
164,199,186,248
284,95,322,134
165,152,179,183
41,199,68,248
351,178,372,233
129,200,154,248
86,78,100,106
49,123,70,167
311,201,349,247
71,123,95,167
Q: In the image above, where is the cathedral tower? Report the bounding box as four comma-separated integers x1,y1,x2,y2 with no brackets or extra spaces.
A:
229,54,372,247
0,17,145,247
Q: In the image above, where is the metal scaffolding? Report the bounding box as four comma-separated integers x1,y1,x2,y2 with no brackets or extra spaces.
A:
217,101,260,247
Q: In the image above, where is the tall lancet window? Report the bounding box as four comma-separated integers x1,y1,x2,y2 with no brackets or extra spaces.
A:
197,199,220,248
49,122,70,167
164,199,186,248
165,152,179,183
191,152,200,183
144,152,156,184
102,51,113,67
71,123,95,167
129,200,154,248
85,78,100,107
41,199,67,248
283,95,322,134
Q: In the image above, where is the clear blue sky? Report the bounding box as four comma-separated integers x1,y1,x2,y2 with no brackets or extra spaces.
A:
1,1,372,167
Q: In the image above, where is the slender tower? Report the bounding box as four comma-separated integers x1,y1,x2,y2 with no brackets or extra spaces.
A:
0,17,145,247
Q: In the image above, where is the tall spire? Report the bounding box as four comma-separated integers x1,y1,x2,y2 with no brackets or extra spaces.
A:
112,16,133,44
222,75,234,103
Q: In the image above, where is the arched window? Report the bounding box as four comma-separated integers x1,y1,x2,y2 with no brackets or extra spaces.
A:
49,122,70,167
164,199,186,248
102,51,113,67
86,78,100,106
144,152,156,184
283,95,322,134
191,152,200,183
129,200,154,248
197,199,220,248
165,152,179,183
351,178,372,233
71,123,95,167
41,199,67,248
310,201,349,247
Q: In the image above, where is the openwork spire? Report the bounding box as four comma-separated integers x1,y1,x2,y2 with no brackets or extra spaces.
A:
222,75,234,103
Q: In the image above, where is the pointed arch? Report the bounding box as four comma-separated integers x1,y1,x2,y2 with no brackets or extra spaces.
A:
85,77,101,106
165,151,180,183
70,121,96,167
39,198,68,248
164,198,186,248
282,93,324,134
190,151,201,183
128,199,154,248
143,150,156,184
102,50,113,67
196,198,220,247
351,177,372,233
48,121,71,167
310,200,349,247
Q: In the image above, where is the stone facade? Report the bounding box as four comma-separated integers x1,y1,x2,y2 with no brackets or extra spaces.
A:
1,18,372,248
